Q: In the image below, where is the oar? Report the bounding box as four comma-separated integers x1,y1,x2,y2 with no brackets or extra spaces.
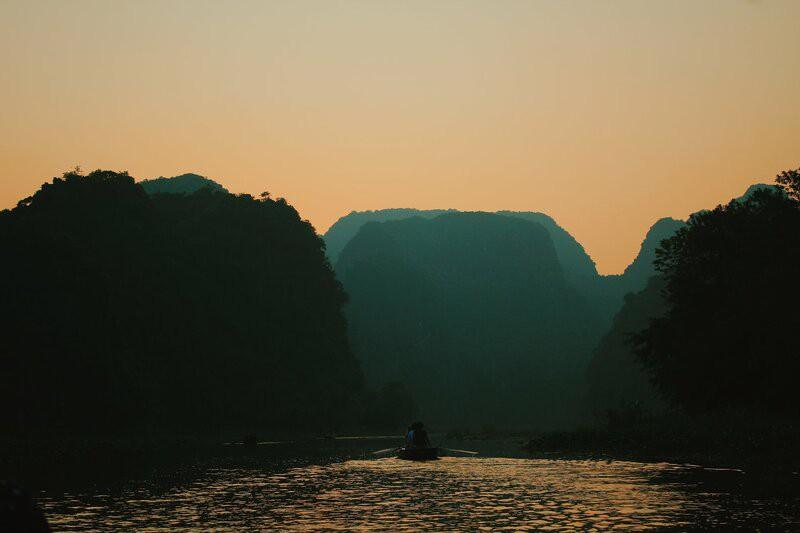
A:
440,447,478,455
371,446,401,457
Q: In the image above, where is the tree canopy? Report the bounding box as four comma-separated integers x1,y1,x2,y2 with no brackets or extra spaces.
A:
0,170,362,435
635,169,800,413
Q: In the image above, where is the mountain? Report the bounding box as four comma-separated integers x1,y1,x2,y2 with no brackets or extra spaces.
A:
336,212,604,428
326,207,682,341
595,184,777,315
618,217,686,289
324,208,455,263
496,211,598,288
739,183,778,202
594,217,686,323
140,173,228,195
0,170,360,435
328,182,772,318
325,208,597,289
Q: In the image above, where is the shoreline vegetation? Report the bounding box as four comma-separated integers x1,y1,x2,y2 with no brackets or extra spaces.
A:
525,415,800,476
2,427,404,491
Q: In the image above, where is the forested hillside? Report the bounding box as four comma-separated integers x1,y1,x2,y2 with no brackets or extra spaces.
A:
336,212,603,428
0,170,361,437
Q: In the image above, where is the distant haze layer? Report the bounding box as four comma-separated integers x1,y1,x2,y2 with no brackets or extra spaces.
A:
1,0,798,273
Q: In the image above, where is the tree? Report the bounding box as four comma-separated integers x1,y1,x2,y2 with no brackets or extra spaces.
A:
0,170,363,436
776,168,800,201
634,169,800,413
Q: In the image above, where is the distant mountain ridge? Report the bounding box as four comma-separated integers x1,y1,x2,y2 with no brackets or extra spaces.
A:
496,211,598,288
596,217,686,320
336,211,603,427
325,207,672,328
599,182,776,296
139,173,228,195
327,183,774,327
325,208,597,290
324,208,457,263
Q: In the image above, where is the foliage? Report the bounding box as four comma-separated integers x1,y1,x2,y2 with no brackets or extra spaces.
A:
0,170,362,435
635,169,800,413
776,168,800,201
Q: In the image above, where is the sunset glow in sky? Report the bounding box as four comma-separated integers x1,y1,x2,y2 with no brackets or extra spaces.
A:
1,0,798,273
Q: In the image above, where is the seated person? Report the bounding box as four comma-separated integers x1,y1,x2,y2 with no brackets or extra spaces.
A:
410,421,431,448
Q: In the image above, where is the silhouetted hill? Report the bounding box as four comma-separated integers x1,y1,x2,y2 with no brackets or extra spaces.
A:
326,209,689,329
326,208,597,290
496,211,598,288
595,218,686,322
140,173,228,195
324,208,455,263
739,183,777,201
336,212,603,428
620,218,685,288
0,170,360,436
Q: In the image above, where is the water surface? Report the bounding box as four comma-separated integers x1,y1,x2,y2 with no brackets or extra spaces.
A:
38,444,800,531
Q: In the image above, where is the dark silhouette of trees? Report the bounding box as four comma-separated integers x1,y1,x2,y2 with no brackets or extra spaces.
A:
776,168,800,200
635,169,800,413
0,170,362,436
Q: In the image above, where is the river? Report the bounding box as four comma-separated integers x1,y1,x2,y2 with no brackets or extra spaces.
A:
36,438,800,531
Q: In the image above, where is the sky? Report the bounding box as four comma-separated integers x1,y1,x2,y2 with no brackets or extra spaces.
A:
1,0,798,274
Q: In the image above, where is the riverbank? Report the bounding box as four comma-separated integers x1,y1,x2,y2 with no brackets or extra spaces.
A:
7,413,799,491
524,411,800,476
1,427,405,493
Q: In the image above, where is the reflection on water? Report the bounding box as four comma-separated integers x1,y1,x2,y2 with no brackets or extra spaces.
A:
40,457,799,531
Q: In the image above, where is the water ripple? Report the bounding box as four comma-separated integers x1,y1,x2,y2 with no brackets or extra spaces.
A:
39,457,799,531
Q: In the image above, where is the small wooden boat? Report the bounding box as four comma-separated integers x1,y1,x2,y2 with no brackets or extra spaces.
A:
397,447,439,461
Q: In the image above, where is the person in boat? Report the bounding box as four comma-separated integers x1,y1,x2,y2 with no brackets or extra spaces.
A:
405,425,414,447
409,421,431,448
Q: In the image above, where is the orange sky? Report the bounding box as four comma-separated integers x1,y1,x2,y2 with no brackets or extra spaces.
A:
1,0,798,273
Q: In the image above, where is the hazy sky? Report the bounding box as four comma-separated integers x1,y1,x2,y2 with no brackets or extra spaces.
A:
1,0,798,273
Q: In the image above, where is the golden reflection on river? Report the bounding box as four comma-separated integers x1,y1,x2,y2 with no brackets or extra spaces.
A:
40,457,794,531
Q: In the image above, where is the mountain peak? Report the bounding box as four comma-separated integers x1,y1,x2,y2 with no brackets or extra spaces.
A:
738,183,782,202
644,217,684,239
621,217,685,281
140,173,228,195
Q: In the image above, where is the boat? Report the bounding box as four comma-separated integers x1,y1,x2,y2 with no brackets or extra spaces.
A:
397,446,439,461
